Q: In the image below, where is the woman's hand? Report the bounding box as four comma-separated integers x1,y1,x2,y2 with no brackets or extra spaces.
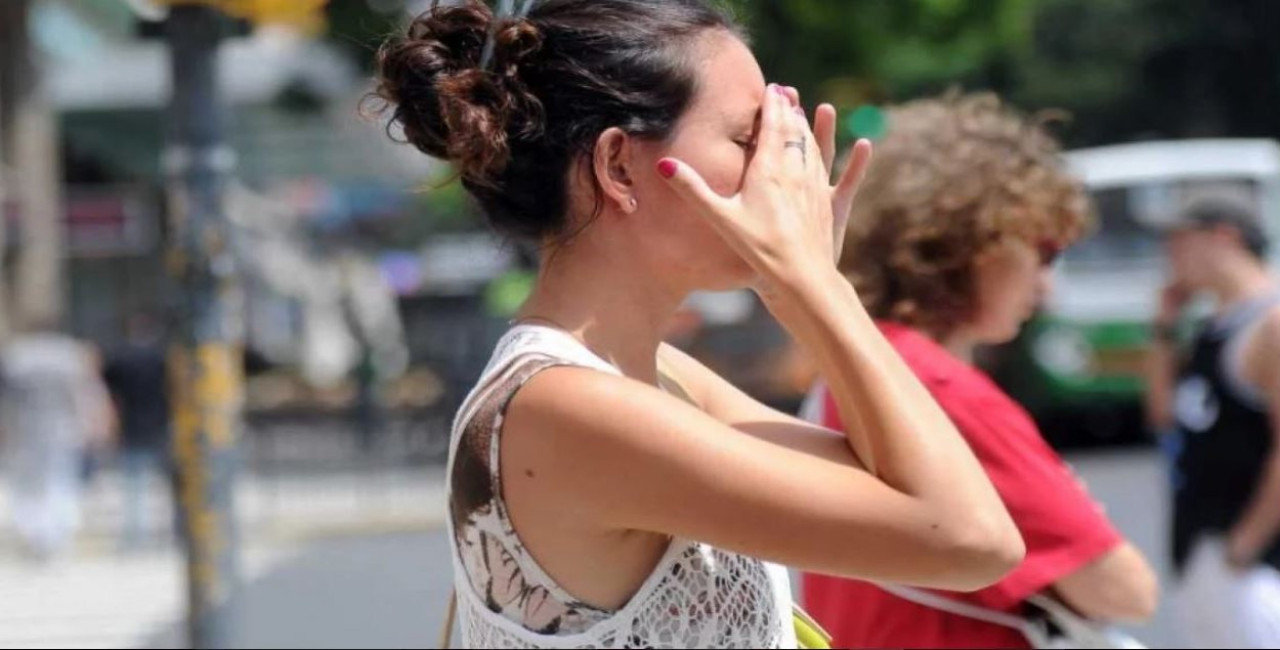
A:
658,84,872,290
795,87,872,263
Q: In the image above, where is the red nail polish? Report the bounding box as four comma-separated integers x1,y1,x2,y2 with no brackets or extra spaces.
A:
657,159,677,179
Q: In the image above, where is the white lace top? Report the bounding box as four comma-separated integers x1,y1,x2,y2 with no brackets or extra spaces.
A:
445,325,796,648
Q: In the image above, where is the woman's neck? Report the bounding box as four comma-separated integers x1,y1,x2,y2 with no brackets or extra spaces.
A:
516,237,686,385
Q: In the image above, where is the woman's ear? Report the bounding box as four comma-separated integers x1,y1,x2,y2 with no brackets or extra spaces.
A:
592,127,638,214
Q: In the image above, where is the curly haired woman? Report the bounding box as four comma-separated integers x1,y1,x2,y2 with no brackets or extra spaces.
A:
800,92,1160,649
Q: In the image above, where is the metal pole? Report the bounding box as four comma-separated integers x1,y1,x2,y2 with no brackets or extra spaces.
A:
0,0,16,342
164,5,243,649
7,0,63,332
0,0,41,337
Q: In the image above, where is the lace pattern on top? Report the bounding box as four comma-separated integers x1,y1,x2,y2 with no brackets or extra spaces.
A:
445,325,793,648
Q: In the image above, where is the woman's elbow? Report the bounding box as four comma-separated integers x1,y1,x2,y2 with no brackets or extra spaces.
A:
1120,577,1160,623
937,514,1026,592
1056,545,1160,623
1090,564,1160,623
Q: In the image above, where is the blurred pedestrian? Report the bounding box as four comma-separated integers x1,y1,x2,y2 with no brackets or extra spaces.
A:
374,2,1023,647
1145,196,1280,648
1,318,116,560
801,91,1158,649
102,313,173,551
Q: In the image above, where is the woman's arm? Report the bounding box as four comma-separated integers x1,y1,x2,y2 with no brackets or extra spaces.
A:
1053,543,1158,622
503,83,1022,594
507,355,1021,592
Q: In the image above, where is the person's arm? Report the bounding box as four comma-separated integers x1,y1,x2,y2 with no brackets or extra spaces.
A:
1052,542,1158,623
667,342,1154,622
1145,283,1190,432
1144,339,1179,432
77,345,118,449
1225,313,1280,570
509,338,1020,593
737,350,1156,622
505,86,1022,593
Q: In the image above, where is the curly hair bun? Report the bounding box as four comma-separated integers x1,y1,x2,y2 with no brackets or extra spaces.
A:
371,2,545,186
368,0,742,243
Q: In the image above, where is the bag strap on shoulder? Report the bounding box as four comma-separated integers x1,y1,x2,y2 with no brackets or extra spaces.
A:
875,583,1033,632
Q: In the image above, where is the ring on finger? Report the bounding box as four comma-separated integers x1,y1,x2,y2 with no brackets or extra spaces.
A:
784,137,807,166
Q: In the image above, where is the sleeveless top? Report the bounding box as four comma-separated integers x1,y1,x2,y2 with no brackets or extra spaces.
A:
1172,292,1280,574
445,324,796,649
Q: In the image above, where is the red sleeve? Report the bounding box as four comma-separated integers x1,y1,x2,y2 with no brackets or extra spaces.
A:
819,387,844,431
815,377,1121,612
940,391,1123,611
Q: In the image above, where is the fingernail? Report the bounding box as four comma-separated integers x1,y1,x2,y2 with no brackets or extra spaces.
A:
787,86,798,95
657,159,677,179
771,84,785,95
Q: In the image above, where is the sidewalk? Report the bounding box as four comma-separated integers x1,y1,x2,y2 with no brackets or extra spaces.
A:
0,465,448,553
0,467,447,649
0,543,297,650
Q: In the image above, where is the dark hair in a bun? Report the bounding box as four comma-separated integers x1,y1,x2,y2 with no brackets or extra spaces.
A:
370,0,743,242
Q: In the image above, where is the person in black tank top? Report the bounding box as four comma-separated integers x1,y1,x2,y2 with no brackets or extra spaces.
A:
1146,196,1280,648
1172,296,1280,571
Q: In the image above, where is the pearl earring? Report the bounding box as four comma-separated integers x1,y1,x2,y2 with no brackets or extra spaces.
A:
628,197,638,212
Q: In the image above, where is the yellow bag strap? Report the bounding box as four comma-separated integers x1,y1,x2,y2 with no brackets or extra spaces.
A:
793,603,834,649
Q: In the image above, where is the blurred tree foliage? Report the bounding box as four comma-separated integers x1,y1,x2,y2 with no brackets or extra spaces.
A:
321,0,1280,237
326,0,1280,147
731,0,1280,148
732,0,1031,112
1013,0,1280,145
324,0,405,72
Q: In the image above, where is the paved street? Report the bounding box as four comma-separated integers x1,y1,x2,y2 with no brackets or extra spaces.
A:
3,449,1182,649
136,532,457,649
1067,449,1180,649
0,467,447,549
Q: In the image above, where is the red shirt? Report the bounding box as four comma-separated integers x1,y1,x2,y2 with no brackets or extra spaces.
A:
801,322,1122,649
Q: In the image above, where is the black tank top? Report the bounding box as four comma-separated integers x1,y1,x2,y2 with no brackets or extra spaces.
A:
1172,293,1280,574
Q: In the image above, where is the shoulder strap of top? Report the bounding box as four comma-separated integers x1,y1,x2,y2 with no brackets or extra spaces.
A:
488,324,619,376
446,326,628,619
1214,291,1280,334
454,325,619,431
